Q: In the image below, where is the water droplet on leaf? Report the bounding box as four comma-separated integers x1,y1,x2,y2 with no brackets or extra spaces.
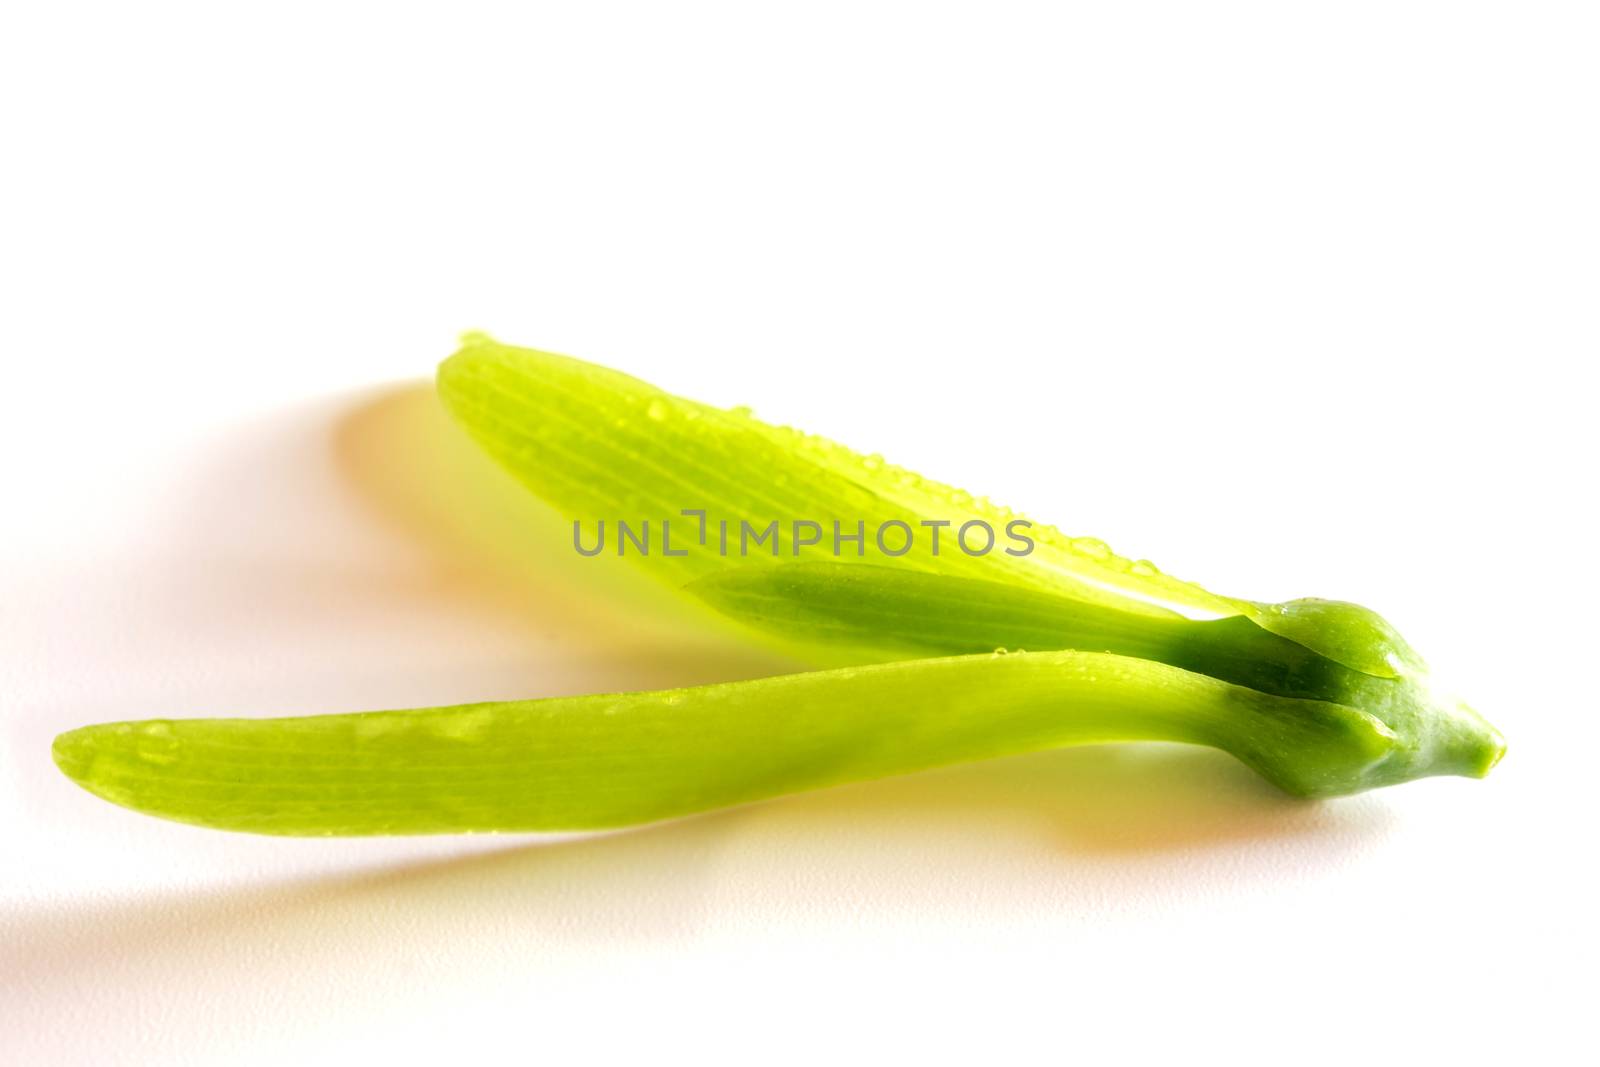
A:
1071,537,1111,559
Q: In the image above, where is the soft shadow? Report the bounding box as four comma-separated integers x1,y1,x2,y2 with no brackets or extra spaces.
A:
7,381,1400,1059
16,379,1389,852
325,383,1383,849
8,744,1394,1033
329,382,801,692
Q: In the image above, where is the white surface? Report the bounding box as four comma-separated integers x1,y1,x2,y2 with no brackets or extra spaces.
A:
3,3,1596,1063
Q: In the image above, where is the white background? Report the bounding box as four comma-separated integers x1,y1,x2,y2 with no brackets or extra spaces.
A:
3,3,1596,1063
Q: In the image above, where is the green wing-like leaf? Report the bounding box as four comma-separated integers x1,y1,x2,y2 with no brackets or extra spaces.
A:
53,650,1403,835
437,335,1242,620
436,336,1447,675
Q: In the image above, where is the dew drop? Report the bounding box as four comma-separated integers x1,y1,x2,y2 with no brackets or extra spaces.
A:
646,399,670,421
1071,537,1111,559
863,453,884,471
1130,559,1159,576
135,721,179,765
729,404,754,418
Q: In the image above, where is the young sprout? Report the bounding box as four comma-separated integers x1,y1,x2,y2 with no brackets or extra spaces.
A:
52,337,1503,834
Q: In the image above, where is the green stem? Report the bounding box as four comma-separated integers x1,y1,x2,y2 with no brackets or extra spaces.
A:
686,563,1505,787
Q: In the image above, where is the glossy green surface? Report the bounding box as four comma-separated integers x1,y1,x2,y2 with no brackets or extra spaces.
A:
435,335,1235,619
53,338,1504,833
54,651,1400,834
433,337,1462,672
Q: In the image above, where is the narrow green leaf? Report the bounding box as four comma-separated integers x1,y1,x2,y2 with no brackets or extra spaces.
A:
53,650,1407,835
436,335,1241,620
434,336,1454,676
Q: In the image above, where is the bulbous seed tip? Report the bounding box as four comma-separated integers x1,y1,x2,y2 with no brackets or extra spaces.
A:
1422,699,1507,782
